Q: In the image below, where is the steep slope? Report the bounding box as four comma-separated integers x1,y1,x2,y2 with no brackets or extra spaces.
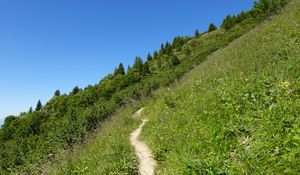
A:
41,105,141,175
142,0,300,174
0,0,290,174
41,1,297,175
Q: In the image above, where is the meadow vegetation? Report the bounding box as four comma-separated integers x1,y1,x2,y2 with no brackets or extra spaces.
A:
142,0,300,173
42,105,142,175
0,0,291,174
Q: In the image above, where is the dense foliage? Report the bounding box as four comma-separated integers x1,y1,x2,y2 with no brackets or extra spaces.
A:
221,0,287,30
142,1,299,173
0,0,289,173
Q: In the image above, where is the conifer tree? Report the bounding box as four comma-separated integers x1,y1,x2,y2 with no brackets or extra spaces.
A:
114,63,125,76
114,67,118,75
165,42,172,55
160,43,165,54
173,36,184,51
72,86,80,95
29,107,33,114
153,51,159,60
142,62,151,76
118,63,125,75
208,23,218,32
221,15,234,30
133,56,143,73
54,90,61,97
147,52,153,61
35,100,42,111
127,65,131,73
195,29,200,38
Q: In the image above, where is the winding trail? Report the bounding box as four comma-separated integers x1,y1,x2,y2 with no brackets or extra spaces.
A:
130,108,156,175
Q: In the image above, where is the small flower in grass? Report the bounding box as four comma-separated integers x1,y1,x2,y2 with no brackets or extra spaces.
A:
280,81,291,89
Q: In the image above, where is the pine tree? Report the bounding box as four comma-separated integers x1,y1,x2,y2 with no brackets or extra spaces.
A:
153,51,159,60
236,12,244,23
147,52,153,61
221,15,234,30
118,63,125,75
72,86,80,95
195,29,200,38
114,63,125,76
127,65,131,73
35,100,42,111
114,67,118,75
54,89,61,97
173,36,185,51
142,62,151,76
133,56,143,74
29,107,33,114
208,23,217,32
160,43,165,54
165,41,172,55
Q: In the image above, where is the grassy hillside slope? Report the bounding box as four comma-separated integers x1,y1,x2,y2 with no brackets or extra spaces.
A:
142,0,300,174
1,0,292,174
42,1,299,174
40,105,142,175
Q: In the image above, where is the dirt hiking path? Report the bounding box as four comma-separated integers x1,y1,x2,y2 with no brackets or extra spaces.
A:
130,108,156,175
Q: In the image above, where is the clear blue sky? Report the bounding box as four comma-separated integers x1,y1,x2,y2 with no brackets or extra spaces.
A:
0,0,255,125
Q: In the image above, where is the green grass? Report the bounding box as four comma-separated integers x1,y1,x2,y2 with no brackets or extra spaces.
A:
141,0,300,174
35,104,142,175
24,1,300,174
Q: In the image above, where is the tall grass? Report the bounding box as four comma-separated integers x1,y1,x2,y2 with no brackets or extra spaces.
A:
27,1,300,174
142,0,300,174
35,104,142,175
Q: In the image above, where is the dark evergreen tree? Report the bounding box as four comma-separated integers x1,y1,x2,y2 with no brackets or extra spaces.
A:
113,67,118,75
133,56,144,76
142,62,151,76
195,29,200,38
236,11,245,23
153,51,159,60
173,36,185,51
208,23,218,32
127,65,131,73
29,107,33,114
147,52,153,61
54,90,61,97
221,15,234,30
165,42,172,55
118,63,125,75
72,86,80,95
35,100,42,111
160,43,165,55
114,63,125,76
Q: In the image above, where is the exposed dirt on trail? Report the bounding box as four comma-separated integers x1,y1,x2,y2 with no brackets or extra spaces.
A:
133,108,145,118
130,108,156,175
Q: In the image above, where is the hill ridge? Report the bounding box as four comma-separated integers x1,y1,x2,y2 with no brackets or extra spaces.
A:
0,0,292,174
